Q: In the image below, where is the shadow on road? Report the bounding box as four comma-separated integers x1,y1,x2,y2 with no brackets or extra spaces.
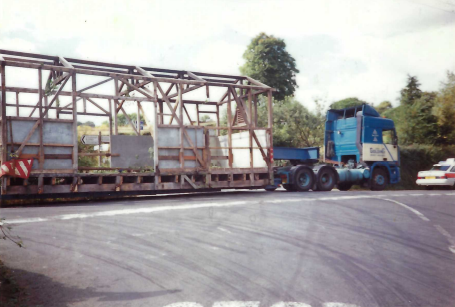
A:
10,268,181,306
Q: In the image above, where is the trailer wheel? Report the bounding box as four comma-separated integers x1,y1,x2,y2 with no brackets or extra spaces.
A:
292,167,314,192
337,182,353,191
370,168,387,191
283,184,295,192
316,167,337,191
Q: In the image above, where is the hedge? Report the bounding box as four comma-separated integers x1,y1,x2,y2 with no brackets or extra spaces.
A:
393,145,455,190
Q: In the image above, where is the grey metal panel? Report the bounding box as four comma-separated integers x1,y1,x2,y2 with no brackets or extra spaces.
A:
6,120,73,169
110,135,154,169
156,127,205,169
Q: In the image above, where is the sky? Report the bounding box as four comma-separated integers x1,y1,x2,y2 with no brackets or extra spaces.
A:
1,0,455,114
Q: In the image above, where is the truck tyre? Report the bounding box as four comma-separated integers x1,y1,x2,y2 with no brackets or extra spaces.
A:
337,182,353,191
292,166,314,192
316,166,337,191
370,168,387,191
283,184,295,191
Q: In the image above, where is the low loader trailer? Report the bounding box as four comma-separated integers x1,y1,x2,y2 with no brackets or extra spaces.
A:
267,104,401,192
0,50,399,204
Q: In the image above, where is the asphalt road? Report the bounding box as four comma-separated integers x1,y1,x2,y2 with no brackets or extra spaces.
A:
1,190,455,307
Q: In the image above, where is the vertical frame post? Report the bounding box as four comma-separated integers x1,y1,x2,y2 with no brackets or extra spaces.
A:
38,68,44,170
179,83,184,170
267,90,273,182
1,61,7,194
153,81,160,188
108,99,113,166
113,79,119,135
227,88,233,168
71,72,78,173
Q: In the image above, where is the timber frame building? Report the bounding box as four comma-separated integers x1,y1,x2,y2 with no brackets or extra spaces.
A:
0,49,274,201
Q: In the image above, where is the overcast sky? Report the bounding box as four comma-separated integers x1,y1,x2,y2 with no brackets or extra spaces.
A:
1,0,455,112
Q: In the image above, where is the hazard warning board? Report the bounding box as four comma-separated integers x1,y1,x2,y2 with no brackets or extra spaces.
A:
0,159,33,179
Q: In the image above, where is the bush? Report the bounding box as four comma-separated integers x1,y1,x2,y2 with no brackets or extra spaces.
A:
394,145,455,189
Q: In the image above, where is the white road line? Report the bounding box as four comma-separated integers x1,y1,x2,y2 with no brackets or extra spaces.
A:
217,227,232,234
7,192,453,225
381,198,430,221
323,303,361,307
162,303,204,307
434,224,455,254
7,201,248,224
270,303,312,307
161,303,361,307
213,302,259,307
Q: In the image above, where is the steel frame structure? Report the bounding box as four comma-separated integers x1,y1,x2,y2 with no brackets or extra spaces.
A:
0,49,274,200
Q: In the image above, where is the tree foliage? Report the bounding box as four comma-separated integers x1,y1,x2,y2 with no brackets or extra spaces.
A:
400,75,422,106
375,101,393,115
395,92,439,145
330,97,367,109
433,71,455,143
240,33,299,101
115,113,145,126
257,97,325,147
200,115,211,123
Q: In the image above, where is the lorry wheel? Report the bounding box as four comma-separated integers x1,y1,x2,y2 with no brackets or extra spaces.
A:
370,168,387,191
283,184,295,191
292,167,314,192
316,167,337,191
337,182,353,191
425,186,434,190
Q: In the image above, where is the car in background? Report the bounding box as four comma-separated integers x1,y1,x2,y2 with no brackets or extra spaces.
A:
416,158,455,189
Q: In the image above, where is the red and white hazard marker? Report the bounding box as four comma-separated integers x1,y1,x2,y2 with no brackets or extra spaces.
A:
0,159,33,179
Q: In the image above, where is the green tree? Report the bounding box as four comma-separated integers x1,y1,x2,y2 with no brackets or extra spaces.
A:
116,113,144,126
376,101,393,115
433,71,455,144
200,115,211,123
396,92,439,145
400,75,422,106
257,97,325,147
240,33,299,101
330,97,367,109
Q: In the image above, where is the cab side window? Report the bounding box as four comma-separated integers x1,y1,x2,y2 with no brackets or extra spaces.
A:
450,166,455,172
383,130,397,145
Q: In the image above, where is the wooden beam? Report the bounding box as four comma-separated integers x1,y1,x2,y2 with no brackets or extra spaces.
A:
29,74,70,117
59,56,74,69
187,71,205,82
156,83,205,167
114,100,139,136
86,97,109,114
71,72,78,172
77,77,113,94
246,76,270,88
230,87,268,165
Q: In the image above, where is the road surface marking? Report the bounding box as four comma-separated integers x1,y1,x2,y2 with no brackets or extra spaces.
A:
163,303,204,307
7,201,247,224
7,192,453,225
218,227,232,234
213,302,259,307
381,198,430,221
270,303,312,307
161,303,359,307
434,224,455,254
324,303,361,307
